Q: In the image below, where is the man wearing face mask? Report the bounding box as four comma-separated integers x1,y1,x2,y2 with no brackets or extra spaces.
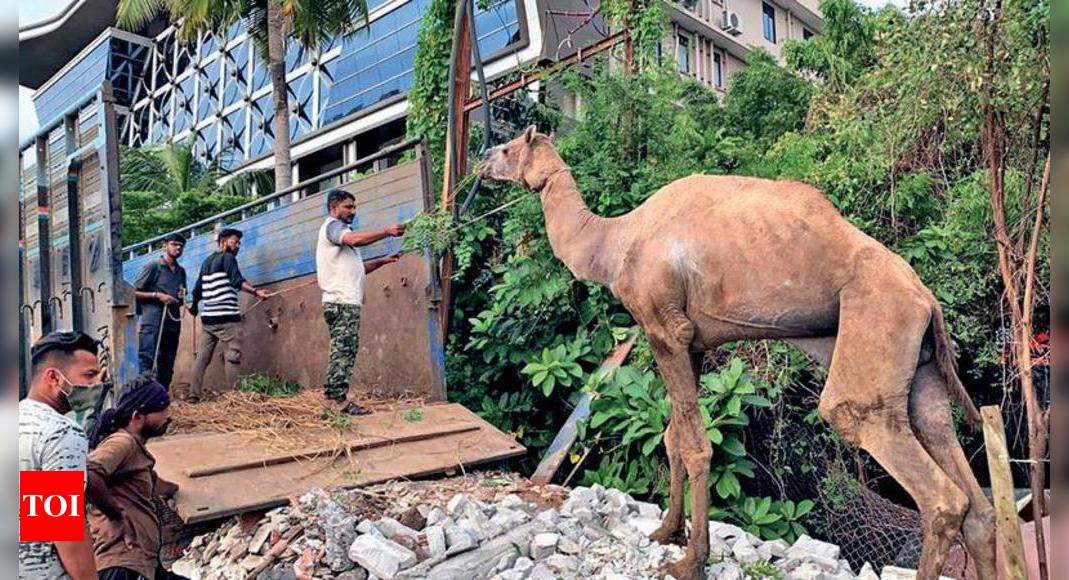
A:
86,375,177,580
19,331,105,580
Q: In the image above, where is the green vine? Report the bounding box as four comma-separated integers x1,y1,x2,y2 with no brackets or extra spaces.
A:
406,0,455,186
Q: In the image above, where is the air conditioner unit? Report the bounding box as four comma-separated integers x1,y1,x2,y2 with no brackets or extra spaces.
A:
720,10,742,35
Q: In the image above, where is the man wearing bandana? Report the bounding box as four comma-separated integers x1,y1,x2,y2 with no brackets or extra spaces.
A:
86,375,177,580
18,331,106,580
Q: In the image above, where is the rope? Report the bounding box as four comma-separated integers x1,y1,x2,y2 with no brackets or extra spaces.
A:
441,168,571,236
151,279,321,372
446,189,540,235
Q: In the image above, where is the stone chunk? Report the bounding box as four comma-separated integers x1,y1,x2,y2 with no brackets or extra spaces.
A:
424,525,447,558
425,507,449,527
447,494,470,516
376,517,419,539
789,534,842,562
249,524,274,555
444,525,478,555
858,562,879,580
530,532,560,559
707,561,744,580
348,535,418,579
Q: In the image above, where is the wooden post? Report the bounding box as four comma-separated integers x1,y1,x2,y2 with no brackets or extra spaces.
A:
531,328,639,485
981,405,1028,580
439,0,473,336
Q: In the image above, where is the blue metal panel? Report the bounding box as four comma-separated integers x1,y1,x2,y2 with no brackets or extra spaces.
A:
123,182,420,291
33,41,110,130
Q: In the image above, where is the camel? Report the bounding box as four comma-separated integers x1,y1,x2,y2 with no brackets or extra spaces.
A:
477,126,996,580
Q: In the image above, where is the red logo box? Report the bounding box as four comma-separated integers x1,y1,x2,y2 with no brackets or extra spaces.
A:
19,471,85,542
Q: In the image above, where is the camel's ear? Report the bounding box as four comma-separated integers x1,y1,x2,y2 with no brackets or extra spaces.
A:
548,131,556,142
523,125,537,143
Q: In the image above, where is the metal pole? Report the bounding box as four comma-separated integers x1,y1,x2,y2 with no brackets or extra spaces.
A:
65,114,86,332
34,135,54,334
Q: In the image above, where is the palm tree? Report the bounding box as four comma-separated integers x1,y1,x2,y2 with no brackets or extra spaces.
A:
117,0,370,191
120,140,273,245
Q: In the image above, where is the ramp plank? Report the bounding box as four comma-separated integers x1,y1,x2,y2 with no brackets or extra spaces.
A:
148,403,525,523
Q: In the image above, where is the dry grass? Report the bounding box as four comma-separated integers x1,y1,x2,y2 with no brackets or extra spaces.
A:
168,388,426,452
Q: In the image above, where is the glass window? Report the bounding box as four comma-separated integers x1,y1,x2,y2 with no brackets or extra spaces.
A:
319,0,425,125
803,27,813,40
676,35,690,74
223,43,250,108
175,40,192,77
762,3,776,43
198,59,220,122
249,94,274,159
196,124,219,159
152,90,172,142
220,108,247,169
173,76,195,135
153,34,175,90
199,32,217,61
713,52,723,88
251,46,270,93
474,0,520,56
285,39,309,73
288,73,315,140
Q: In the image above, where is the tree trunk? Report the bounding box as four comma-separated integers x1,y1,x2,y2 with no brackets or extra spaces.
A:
982,2,1049,575
267,0,293,191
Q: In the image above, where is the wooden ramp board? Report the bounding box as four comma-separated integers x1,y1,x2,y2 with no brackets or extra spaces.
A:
148,403,526,524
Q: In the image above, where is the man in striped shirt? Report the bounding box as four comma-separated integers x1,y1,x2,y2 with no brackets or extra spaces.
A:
188,228,271,400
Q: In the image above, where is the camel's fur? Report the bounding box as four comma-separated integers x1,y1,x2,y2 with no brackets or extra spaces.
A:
479,127,995,580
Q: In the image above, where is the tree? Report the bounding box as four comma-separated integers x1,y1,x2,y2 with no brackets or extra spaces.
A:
116,0,370,190
121,140,272,245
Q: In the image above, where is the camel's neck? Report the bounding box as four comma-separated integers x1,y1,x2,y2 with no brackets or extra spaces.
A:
537,164,626,287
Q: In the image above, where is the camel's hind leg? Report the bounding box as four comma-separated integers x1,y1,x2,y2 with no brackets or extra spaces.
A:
910,362,997,579
791,337,995,578
819,278,969,580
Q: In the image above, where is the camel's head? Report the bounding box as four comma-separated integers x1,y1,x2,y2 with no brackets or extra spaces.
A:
477,125,558,190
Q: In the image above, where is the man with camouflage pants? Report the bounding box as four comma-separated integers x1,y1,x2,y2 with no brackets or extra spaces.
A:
316,189,405,415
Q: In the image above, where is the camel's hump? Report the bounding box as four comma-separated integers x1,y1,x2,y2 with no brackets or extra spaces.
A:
651,174,836,209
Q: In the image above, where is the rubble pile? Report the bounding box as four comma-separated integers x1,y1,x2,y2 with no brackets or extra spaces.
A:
171,480,914,580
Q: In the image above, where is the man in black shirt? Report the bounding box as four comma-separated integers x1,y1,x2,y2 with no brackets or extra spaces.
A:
189,228,270,400
131,233,187,388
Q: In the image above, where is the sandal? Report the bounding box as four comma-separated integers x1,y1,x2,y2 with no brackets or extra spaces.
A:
339,401,373,416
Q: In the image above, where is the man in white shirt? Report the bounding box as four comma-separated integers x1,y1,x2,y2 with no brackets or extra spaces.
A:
316,189,405,415
19,331,107,580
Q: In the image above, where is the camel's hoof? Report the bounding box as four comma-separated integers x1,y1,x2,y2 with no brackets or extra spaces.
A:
649,523,687,546
662,557,705,580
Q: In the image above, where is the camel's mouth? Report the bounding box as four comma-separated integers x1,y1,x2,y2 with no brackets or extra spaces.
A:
473,160,492,178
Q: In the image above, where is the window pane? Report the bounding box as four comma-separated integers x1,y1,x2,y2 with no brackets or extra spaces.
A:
220,108,247,169
676,35,690,73
762,3,776,43
223,43,250,108
198,59,220,122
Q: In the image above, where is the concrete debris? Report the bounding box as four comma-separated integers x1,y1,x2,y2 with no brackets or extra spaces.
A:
170,480,899,580
347,534,418,579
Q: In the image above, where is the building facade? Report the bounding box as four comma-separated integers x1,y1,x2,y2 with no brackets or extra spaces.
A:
21,0,820,189
664,0,820,92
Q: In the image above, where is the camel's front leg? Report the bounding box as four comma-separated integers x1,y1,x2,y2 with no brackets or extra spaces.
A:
650,340,710,580
650,418,687,546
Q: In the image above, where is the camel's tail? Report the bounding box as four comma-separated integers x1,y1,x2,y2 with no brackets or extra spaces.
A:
931,301,982,431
